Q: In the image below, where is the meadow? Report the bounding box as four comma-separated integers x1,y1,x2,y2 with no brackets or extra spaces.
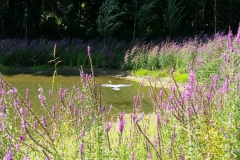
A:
0,26,240,159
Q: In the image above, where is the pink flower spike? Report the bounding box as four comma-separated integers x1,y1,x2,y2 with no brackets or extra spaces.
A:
170,68,174,75
87,46,91,54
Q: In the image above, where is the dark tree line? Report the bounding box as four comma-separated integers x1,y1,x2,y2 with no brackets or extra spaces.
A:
0,0,239,41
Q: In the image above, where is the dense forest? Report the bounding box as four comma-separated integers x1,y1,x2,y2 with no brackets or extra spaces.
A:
0,0,239,41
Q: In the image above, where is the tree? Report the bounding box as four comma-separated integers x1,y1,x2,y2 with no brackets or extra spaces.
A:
97,0,124,45
163,0,184,37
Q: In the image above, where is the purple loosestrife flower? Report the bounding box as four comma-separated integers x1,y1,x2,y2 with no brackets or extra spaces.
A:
170,68,174,75
105,122,112,132
21,117,28,130
74,105,78,116
87,46,91,54
133,96,137,107
188,71,195,83
131,151,135,160
20,133,25,141
135,112,145,123
124,49,130,63
45,156,51,160
102,106,106,115
1,103,6,113
182,84,193,101
42,114,47,127
227,27,234,52
3,150,14,160
165,117,169,124
213,75,219,90
108,104,113,113
158,90,163,98
79,142,84,157
38,87,46,106
188,106,194,116
33,121,37,128
147,152,152,160
26,88,30,101
210,118,214,127
179,145,185,160
23,155,30,160
221,77,230,94
119,111,125,134
171,85,175,92
235,22,240,42
15,143,20,150
7,87,17,94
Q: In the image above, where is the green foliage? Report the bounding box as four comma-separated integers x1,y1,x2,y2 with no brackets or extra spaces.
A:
97,0,125,44
159,52,176,69
173,72,189,83
133,0,158,39
163,0,184,37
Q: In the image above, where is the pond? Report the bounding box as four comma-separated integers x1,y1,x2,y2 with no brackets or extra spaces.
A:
2,73,156,117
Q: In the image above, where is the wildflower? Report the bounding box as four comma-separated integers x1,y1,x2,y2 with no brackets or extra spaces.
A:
105,122,112,132
45,156,51,160
165,117,169,124
188,71,195,83
42,114,47,127
80,128,85,137
171,85,175,92
33,121,37,128
135,112,145,123
79,142,84,156
20,133,25,141
119,111,125,134
108,104,113,113
235,22,240,42
158,90,163,97
212,75,219,90
124,50,130,62
170,68,174,75
221,77,230,93
3,150,14,160
188,106,194,116
179,145,185,160
15,143,20,150
210,118,214,127
38,87,46,106
102,106,106,114
26,88,30,101
1,104,6,113
21,117,27,130
131,151,135,160
74,105,78,116
133,96,137,106
227,27,234,52
147,152,152,160
7,87,17,94
87,45,91,54
23,155,30,160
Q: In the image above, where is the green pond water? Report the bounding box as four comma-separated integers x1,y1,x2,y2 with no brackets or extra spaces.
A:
2,73,155,117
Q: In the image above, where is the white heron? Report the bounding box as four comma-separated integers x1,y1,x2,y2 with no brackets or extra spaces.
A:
101,81,133,91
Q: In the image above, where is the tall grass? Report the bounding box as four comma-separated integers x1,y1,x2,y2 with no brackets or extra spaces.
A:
0,25,240,159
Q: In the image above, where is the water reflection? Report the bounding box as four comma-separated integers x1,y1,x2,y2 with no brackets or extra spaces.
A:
2,73,155,117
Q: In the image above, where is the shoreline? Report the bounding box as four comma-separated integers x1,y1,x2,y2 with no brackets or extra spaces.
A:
1,67,186,89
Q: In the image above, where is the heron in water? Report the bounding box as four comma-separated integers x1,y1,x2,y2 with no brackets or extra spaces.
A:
101,81,133,91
